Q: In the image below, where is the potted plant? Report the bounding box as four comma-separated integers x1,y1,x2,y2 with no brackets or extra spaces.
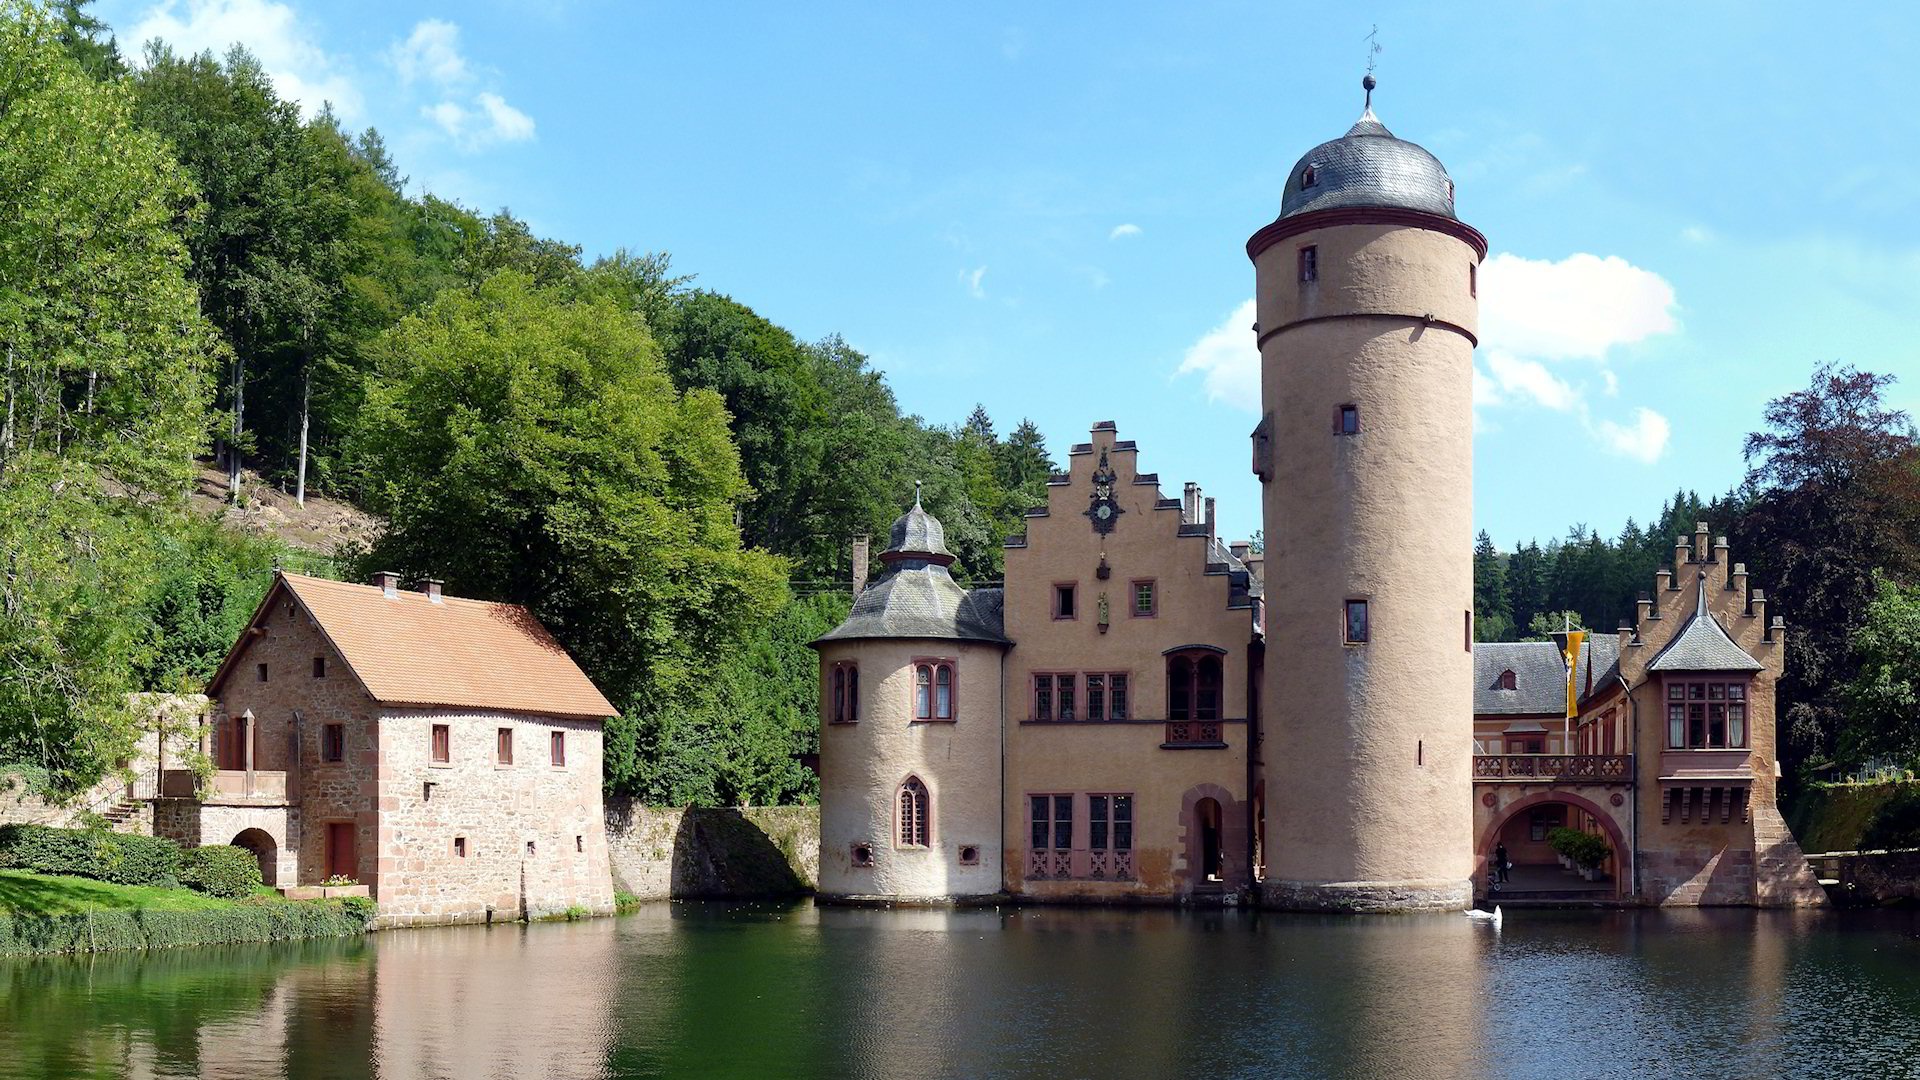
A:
1547,827,1581,870
1570,833,1611,881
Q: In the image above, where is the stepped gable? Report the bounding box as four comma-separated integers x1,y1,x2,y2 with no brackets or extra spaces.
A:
206,572,617,720
816,492,1008,645
1648,573,1764,673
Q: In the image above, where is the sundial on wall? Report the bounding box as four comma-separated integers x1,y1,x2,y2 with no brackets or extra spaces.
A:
1085,448,1124,534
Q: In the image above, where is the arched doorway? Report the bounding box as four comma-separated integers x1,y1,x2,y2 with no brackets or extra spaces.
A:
231,828,277,887
1479,792,1628,898
1195,798,1223,883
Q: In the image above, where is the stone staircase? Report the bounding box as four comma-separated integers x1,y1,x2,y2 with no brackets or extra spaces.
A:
1752,800,1830,907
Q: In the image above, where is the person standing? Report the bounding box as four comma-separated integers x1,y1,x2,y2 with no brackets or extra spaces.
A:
1494,842,1510,883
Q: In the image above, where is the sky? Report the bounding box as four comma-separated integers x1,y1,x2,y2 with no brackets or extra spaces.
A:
91,0,1920,549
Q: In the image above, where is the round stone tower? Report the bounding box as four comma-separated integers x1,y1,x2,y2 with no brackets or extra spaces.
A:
812,493,1009,902
1249,78,1484,911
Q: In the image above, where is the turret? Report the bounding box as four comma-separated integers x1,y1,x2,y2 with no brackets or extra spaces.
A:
1250,76,1484,912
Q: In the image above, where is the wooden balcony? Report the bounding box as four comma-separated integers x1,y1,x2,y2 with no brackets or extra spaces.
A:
1473,754,1633,783
159,768,291,805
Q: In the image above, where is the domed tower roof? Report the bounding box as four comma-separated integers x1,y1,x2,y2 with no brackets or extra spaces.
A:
1277,75,1458,222
882,484,952,565
815,486,1007,646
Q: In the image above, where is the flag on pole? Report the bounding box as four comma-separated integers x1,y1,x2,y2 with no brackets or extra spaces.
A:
1562,630,1587,719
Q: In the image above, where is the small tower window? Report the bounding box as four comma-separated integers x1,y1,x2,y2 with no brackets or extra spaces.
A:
898,776,930,848
1447,179,1456,203
1300,163,1318,189
1345,599,1370,644
914,660,956,720
1298,245,1318,283
312,657,326,678
1336,404,1359,435
257,663,268,682
1054,583,1077,620
1469,263,1477,298
852,843,875,868
829,661,859,724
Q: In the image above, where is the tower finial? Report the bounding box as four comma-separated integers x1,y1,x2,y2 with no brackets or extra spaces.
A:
914,480,923,508
1363,73,1376,111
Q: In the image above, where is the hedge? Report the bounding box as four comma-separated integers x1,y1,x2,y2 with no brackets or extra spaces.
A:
0,897,375,956
0,824,182,887
179,845,264,900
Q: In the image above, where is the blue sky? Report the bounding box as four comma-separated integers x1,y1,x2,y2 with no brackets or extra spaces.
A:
95,1,1920,549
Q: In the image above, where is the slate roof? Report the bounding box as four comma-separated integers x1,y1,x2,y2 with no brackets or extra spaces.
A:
1473,642,1566,716
1279,106,1458,221
816,499,1008,646
1648,575,1764,673
209,573,617,720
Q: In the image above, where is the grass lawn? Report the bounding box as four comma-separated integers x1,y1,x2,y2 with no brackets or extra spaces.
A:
0,870,245,915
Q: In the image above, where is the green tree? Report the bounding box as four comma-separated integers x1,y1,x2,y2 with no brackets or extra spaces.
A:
1507,541,1548,637
347,272,788,792
0,3,222,792
1841,573,1920,768
1473,531,1514,642
1523,610,1586,643
49,0,120,79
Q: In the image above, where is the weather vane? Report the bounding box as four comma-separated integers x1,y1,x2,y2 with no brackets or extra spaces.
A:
1363,25,1382,109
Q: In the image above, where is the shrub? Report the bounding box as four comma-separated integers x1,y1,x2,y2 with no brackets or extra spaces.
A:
0,824,182,887
0,898,374,956
179,845,263,899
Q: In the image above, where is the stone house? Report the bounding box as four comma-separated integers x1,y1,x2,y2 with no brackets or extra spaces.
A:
154,571,618,926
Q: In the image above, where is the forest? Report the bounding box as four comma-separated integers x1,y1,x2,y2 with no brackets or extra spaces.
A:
3,2,1916,807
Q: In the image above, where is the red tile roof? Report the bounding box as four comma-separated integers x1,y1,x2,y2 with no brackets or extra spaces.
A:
211,573,617,720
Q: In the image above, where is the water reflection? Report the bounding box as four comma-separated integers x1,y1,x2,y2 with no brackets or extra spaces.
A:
2,905,1918,1079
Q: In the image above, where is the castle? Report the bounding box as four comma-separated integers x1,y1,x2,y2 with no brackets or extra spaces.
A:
812,80,1827,911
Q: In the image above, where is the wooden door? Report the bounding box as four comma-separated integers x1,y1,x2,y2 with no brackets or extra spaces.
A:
326,822,357,880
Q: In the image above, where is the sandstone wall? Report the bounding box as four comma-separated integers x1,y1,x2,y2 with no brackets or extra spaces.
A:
605,800,818,900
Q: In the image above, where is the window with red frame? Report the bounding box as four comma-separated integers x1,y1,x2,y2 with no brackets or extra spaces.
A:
430,724,450,764
829,662,859,724
1167,652,1222,721
1030,794,1072,853
550,730,567,766
898,777,929,847
496,727,513,765
1665,680,1748,749
321,723,344,763
1085,673,1130,721
914,661,955,720
1089,794,1133,853
1131,580,1156,617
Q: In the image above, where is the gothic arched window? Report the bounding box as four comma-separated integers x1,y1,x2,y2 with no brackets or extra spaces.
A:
898,777,930,847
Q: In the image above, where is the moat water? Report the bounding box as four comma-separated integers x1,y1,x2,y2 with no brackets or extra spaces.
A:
2,903,1918,1079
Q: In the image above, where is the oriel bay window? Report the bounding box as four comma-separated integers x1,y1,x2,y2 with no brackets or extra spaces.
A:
1167,651,1223,721
914,660,956,721
1666,679,1749,749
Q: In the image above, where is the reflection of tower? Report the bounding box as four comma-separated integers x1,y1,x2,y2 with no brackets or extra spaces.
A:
814,492,1009,901
1251,77,1484,911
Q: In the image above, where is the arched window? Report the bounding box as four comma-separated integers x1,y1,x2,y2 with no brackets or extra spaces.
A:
898,776,929,847
828,662,858,724
1166,650,1224,721
914,660,955,720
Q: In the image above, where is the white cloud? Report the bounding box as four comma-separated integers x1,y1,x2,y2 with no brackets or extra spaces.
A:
961,266,988,299
390,19,535,153
1175,299,1258,409
1484,350,1577,412
422,92,536,150
389,19,469,89
1479,252,1678,361
1109,223,1142,241
128,0,362,121
1592,407,1672,464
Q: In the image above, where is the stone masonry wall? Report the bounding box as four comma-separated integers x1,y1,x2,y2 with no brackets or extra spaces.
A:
605,800,818,900
376,708,615,927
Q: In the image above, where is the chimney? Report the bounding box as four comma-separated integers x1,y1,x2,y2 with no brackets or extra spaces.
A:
1183,482,1200,524
1655,567,1673,596
1751,589,1766,627
1230,541,1251,562
1674,534,1691,568
1636,591,1654,624
1204,497,1217,539
1732,562,1749,607
1694,522,1711,563
416,579,443,603
1617,620,1633,653
372,571,400,598
851,535,870,598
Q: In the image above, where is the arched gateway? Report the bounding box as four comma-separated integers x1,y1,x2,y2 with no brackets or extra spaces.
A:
1478,791,1629,900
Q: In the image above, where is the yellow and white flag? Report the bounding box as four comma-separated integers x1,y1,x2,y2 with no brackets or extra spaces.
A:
1562,630,1587,719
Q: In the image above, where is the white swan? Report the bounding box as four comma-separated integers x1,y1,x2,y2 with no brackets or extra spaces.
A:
1465,905,1503,927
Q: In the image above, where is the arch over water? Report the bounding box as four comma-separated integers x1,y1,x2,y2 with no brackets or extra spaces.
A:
1477,790,1628,899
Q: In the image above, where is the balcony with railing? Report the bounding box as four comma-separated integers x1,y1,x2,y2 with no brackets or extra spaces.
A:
159,768,291,805
1473,754,1633,783
1162,720,1226,749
